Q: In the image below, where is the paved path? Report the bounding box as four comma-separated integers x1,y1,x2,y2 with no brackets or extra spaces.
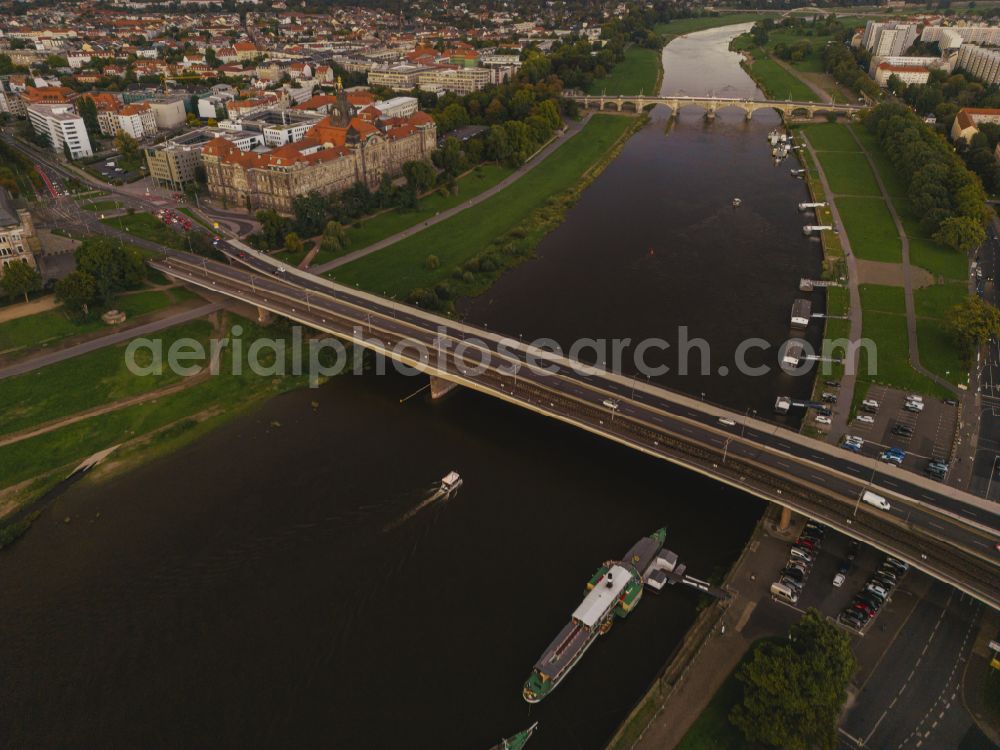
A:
310,117,588,275
0,296,59,324
0,303,220,380
773,56,832,104
801,133,863,439
847,125,958,397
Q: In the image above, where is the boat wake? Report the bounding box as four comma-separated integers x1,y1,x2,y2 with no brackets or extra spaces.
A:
383,485,460,532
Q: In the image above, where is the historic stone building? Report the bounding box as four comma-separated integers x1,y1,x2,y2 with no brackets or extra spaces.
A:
200,91,436,214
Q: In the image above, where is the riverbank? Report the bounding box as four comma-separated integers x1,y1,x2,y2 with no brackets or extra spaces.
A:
330,113,645,307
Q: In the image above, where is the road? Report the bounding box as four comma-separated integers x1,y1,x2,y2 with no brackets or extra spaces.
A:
153,247,1000,607
839,582,983,750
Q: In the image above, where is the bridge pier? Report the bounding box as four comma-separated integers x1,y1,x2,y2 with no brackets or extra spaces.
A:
745,109,753,121
429,375,458,400
256,306,273,325
704,109,716,121
778,505,792,531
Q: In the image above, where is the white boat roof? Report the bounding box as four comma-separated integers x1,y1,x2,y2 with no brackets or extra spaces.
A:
442,471,460,484
573,564,632,628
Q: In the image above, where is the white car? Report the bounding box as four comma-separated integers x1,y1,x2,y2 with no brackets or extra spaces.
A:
844,435,863,446
718,417,736,426
904,400,924,413
856,415,875,424
833,572,846,588
602,399,619,410
815,415,832,425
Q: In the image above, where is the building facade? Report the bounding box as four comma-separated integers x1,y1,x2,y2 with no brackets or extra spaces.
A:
26,103,93,158
956,44,1000,86
0,189,38,272
201,93,436,214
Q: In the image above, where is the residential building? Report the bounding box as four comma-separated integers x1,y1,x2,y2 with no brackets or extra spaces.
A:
0,189,38,272
21,85,76,106
921,24,1000,46
367,63,432,89
860,21,919,57
956,44,1000,86
874,62,931,87
116,102,158,140
416,66,493,94
26,103,93,158
950,107,1000,142
201,91,436,214
234,41,259,61
0,81,27,117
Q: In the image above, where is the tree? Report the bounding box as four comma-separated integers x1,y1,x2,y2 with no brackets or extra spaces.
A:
55,270,97,318
113,131,139,162
0,259,42,303
77,95,100,139
933,216,987,254
320,220,349,254
284,232,303,254
947,295,1000,360
402,160,436,193
74,237,145,306
730,609,856,750
437,137,467,176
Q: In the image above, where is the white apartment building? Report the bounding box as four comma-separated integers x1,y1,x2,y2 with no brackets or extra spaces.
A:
26,103,93,158
874,63,931,87
116,102,158,140
368,63,431,89
921,24,1000,46
861,21,919,57
956,44,1000,85
416,67,493,94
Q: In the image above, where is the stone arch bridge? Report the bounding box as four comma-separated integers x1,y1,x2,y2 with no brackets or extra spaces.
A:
564,92,864,120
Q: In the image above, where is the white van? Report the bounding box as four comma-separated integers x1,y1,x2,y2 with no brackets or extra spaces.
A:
770,581,799,603
861,490,891,511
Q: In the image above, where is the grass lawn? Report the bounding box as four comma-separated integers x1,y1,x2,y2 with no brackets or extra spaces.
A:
0,320,213,438
587,46,660,95
904,223,968,282
914,283,967,320
674,639,775,750
82,200,123,212
0,318,325,491
748,56,818,102
827,285,849,317
0,290,182,357
858,311,951,399
915,284,968,386
800,123,860,152
817,152,880,196
656,13,774,39
849,125,906,198
860,284,906,315
331,115,634,298
836,197,901,263
101,212,187,251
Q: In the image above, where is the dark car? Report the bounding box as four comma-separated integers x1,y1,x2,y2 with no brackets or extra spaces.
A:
781,567,805,582
891,425,914,436
825,380,841,387
847,540,860,561
838,561,851,575
855,592,882,611
803,522,827,538
852,601,875,617
945,399,959,406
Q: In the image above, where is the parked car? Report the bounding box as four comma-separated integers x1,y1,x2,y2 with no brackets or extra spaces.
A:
825,380,841,387
856,415,875,424
833,572,846,587
822,392,838,403
866,582,889,599
904,400,924,413
789,547,814,564
891,425,914,437
804,522,827,538
815,415,832,425
847,541,860,561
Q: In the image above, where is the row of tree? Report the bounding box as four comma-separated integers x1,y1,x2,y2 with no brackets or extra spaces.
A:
866,101,990,252
54,238,147,318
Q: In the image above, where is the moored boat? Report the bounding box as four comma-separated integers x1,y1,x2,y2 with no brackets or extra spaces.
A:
488,721,539,750
522,528,666,703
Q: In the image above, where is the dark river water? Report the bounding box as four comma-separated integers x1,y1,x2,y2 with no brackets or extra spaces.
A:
0,25,823,750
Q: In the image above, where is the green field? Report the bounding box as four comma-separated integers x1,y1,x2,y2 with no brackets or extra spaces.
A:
747,57,818,102
0,290,183,358
800,123,860,152
915,284,968,386
588,46,660,95
655,13,773,40
101,212,186,251
858,310,950,398
849,126,906,198
835,197,901,262
0,318,325,491
859,284,905,314
816,152,880,196
331,115,635,298
274,165,514,268
0,320,212,438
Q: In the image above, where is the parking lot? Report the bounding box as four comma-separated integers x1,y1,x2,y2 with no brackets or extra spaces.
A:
842,385,958,480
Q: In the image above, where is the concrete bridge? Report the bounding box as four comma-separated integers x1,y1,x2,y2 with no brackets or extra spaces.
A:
563,92,865,120
150,243,1000,610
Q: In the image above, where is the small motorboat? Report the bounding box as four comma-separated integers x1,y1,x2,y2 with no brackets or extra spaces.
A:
732,198,742,208
440,470,462,493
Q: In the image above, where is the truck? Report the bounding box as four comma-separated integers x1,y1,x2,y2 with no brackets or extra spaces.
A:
861,490,890,511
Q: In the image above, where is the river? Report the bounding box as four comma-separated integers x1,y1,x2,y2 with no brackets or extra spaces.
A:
0,25,821,750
